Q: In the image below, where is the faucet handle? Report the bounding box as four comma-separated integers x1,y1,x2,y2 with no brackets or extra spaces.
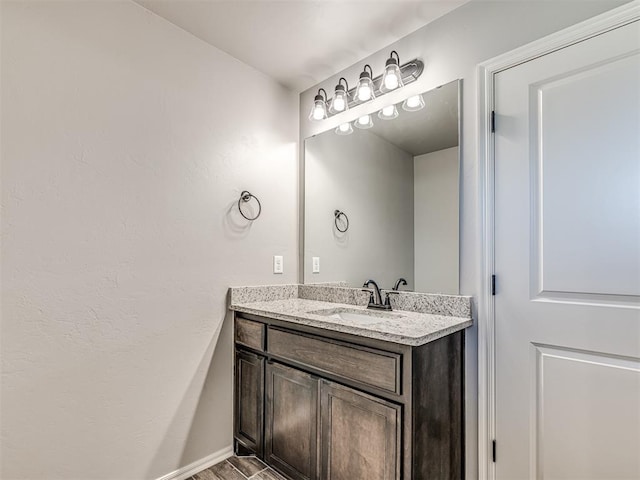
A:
384,290,400,306
361,288,375,305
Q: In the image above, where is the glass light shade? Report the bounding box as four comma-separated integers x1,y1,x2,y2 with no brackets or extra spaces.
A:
380,62,403,93
402,94,425,112
378,104,399,120
309,97,328,121
355,75,375,102
354,114,374,129
329,86,349,114
335,122,354,135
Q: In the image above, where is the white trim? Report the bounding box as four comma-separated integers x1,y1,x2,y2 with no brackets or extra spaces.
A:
155,445,233,480
476,2,640,479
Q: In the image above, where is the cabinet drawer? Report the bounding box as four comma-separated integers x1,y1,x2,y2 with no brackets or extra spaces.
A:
235,317,265,351
267,327,400,394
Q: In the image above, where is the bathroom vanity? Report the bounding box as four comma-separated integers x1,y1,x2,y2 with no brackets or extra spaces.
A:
230,285,472,480
229,77,469,480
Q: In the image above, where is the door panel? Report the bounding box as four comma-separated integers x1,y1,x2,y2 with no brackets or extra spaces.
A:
533,345,640,478
234,350,265,456
494,20,640,479
532,52,640,300
265,362,319,480
320,380,400,480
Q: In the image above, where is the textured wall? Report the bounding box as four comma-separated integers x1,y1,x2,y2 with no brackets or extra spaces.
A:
304,129,414,288
1,1,298,479
414,147,459,294
298,2,628,477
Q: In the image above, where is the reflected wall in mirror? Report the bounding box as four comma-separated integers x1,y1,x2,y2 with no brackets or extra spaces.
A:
304,79,460,293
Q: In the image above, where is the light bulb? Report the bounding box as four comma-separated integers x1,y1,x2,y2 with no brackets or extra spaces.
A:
378,104,399,120
330,78,350,115
355,114,373,129
355,65,375,103
406,96,420,108
308,89,328,121
358,85,372,101
335,122,353,135
384,73,399,90
380,51,403,94
333,97,346,112
312,105,325,120
402,94,425,112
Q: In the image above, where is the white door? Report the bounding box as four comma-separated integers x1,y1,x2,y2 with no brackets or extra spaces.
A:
494,20,640,480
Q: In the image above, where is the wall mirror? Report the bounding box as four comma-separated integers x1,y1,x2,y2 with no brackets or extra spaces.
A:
303,79,461,293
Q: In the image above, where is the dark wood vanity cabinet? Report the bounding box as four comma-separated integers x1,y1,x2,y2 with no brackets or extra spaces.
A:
233,312,464,480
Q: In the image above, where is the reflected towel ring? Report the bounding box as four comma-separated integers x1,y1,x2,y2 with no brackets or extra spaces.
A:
334,210,349,233
238,191,261,221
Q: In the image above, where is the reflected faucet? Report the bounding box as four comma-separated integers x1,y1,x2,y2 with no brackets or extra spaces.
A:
393,278,408,291
362,279,391,310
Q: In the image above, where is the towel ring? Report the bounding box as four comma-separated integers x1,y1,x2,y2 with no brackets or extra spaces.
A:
238,191,261,221
334,210,349,233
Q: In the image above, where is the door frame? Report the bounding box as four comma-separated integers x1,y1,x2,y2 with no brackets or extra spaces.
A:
476,2,640,479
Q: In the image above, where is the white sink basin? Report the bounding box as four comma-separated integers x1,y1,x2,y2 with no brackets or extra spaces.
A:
309,307,403,324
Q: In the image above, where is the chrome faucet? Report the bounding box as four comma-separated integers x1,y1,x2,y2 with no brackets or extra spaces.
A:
362,279,391,310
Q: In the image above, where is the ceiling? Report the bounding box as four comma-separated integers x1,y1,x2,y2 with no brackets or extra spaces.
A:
369,79,459,156
134,0,468,92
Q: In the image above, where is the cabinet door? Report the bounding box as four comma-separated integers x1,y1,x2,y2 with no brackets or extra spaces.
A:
234,350,264,456
265,362,319,480
320,380,401,480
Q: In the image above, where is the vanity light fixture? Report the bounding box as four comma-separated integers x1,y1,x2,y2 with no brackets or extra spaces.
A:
335,122,354,135
309,88,328,121
355,65,375,102
329,78,350,114
402,94,425,112
378,104,399,120
380,51,403,93
309,53,424,123
355,114,374,129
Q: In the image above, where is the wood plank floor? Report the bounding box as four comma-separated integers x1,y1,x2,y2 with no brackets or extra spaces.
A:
189,455,286,480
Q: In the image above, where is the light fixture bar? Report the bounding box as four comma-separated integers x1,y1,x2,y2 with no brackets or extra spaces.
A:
324,58,424,115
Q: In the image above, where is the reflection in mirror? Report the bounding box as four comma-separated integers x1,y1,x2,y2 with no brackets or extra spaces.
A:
304,80,460,293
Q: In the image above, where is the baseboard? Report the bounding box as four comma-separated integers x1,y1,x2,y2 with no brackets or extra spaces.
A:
155,445,234,480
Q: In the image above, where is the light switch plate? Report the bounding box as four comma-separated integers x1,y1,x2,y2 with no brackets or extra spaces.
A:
312,257,320,273
273,255,283,274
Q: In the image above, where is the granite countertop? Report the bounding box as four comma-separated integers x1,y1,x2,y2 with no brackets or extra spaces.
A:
230,295,472,347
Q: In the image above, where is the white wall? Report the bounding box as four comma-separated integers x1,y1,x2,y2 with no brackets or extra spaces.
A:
298,1,628,477
414,147,459,294
304,129,414,288
1,1,298,479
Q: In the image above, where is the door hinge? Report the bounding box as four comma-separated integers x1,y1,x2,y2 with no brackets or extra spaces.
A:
491,110,495,133
491,275,496,296
492,439,496,462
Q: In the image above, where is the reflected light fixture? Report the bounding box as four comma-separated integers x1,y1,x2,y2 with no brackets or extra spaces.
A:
309,88,328,121
402,94,425,112
355,114,374,129
329,78,350,114
335,122,354,135
380,51,403,93
378,104,399,120
355,65,375,102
